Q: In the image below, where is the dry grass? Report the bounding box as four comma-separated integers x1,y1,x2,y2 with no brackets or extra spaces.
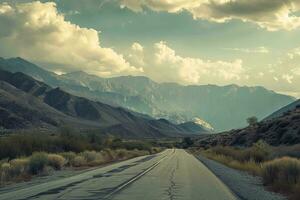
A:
0,148,155,186
201,150,262,175
198,142,300,200
47,154,66,170
72,156,87,167
262,157,300,199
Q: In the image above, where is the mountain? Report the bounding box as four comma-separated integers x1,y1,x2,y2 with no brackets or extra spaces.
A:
198,104,300,147
0,69,207,138
264,99,300,121
0,57,295,131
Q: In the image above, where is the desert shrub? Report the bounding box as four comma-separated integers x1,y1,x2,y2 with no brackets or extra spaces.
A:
81,151,98,162
29,152,48,174
47,154,66,170
262,157,300,187
202,150,261,175
118,141,151,151
115,149,127,159
101,149,115,162
60,152,76,166
211,140,270,163
150,147,161,154
10,158,29,176
72,156,86,167
0,163,11,182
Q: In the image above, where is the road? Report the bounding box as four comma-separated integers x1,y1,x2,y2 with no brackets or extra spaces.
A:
0,149,237,200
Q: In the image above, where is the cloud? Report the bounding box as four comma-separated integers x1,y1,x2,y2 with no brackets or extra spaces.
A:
131,42,144,52
223,47,269,54
120,0,300,31
287,48,300,59
292,67,300,75
145,41,244,85
127,42,145,66
282,74,294,84
0,1,142,76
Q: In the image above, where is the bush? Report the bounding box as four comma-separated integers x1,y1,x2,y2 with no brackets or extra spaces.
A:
47,154,65,170
72,156,86,167
10,158,29,176
1,163,11,182
29,152,48,174
60,152,76,166
262,157,300,187
81,151,98,162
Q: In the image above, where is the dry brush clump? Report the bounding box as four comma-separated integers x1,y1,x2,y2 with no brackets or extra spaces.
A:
47,154,66,170
59,152,76,166
262,157,300,193
72,156,87,167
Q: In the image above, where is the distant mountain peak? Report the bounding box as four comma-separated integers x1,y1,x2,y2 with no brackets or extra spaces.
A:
0,57,295,131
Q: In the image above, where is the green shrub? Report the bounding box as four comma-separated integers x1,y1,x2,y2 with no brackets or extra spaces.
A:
47,154,66,170
29,152,48,174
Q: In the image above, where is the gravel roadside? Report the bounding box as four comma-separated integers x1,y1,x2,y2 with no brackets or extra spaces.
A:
196,155,286,200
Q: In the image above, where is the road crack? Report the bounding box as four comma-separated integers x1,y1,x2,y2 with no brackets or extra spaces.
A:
166,158,179,200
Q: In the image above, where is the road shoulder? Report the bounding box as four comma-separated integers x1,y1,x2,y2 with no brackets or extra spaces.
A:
196,155,286,200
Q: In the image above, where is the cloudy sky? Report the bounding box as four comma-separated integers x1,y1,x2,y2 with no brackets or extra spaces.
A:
0,0,300,97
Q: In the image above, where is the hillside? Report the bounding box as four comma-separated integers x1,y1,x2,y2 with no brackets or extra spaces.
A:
0,69,208,138
198,104,300,147
0,57,295,131
264,99,300,120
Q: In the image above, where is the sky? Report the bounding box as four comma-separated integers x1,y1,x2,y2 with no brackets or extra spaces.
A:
0,0,299,97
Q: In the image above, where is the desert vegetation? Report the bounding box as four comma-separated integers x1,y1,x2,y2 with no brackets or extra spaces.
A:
0,149,151,185
0,129,162,186
195,141,300,199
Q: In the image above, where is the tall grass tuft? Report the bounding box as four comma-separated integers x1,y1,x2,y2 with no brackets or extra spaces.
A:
262,157,300,187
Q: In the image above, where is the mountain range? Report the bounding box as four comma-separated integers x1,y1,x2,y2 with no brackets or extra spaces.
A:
0,69,209,138
0,57,295,131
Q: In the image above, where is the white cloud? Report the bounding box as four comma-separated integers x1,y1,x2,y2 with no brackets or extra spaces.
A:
146,41,244,84
223,47,269,54
282,74,294,84
292,68,300,76
287,48,300,60
127,42,145,66
132,42,144,52
120,0,300,31
0,1,142,76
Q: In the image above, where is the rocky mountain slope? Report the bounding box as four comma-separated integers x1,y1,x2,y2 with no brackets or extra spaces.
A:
0,57,295,131
0,69,209,138
198,102,300,147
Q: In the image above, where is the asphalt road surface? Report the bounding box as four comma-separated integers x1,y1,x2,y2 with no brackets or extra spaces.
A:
0,149,237,200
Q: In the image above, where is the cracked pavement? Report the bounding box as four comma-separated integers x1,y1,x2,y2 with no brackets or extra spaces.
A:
0,149,237,200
